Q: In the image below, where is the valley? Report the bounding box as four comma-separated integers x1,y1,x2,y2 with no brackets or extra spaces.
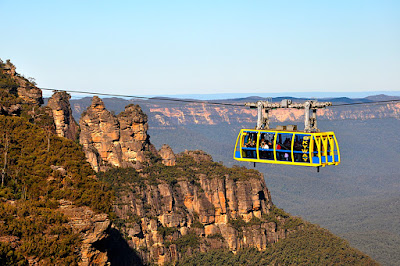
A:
66,95,400,265
148,118,400,265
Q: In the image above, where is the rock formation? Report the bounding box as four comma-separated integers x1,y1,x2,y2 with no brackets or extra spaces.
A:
58,200,111,265
79,97,159,171
117,103,159,165
111,151,302,265
2,61,43,105
47,91,79,140
0,103,21,116
158,144,176,166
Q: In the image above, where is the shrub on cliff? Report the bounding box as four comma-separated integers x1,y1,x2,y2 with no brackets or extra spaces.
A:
0,242,27,265
0,115,112,263
138,152,263,186
178,223,377,265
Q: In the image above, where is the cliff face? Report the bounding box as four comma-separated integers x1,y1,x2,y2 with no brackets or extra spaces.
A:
70,97,400,129
158,144,176,166
104,151,302,265
79,96,159,171
0,60,43,117
58,200,111,265
2,61,43,105
47,91,79,140
147,102,400,128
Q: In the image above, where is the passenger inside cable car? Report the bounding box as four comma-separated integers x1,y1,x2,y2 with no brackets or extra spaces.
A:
259,133,274,160
243,132,257,159
276,133,292,161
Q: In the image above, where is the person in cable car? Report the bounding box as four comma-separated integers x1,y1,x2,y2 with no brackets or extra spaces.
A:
263,141,269,149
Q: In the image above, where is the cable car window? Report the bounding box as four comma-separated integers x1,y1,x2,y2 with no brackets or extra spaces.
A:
242,132,257,159
321,136,327,156
293,134,311,163
312,136,320,163
259,132,275,160
234,133,241,158
330,136,336,152
332,135,340,163
276,133,292,161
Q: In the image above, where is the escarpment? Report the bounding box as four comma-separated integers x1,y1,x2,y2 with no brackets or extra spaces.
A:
99,151,303,265
70,97,400,129
79,96,160,171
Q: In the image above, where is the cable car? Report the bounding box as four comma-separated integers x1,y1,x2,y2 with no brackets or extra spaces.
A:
233,129,340,168
234,99,341,169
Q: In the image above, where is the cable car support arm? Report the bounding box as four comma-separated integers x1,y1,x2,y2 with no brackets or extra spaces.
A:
245,99,332,132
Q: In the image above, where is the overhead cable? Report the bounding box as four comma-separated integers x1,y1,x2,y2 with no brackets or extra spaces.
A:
39,87,400,108
39,88,245,107
5,87,400,109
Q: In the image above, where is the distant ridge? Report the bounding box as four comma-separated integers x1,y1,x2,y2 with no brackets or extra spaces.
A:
53,91,400,100
137,91,400,101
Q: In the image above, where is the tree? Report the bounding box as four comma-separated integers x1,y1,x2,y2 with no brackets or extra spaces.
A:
1,133,9,187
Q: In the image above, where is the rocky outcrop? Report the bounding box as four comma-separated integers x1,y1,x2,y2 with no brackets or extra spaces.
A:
47,91,79,140
79,97,158,171
112,151,302,265
0,103,21,116
2,61,43,105
58,200,111,266
158,144,176,166
117,104,158,166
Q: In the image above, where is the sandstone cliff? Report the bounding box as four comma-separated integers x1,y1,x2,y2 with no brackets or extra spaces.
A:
70,97,400,129
0,59,55,131
47,91,79,140
101,151,303,265
147,102,400,128
2,60,43,105
59,200,111,265
79,97,159,171
158,144,176,166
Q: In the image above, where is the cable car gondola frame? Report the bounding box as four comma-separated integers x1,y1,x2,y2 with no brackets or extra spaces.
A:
234,129,340,168
233,99,341,169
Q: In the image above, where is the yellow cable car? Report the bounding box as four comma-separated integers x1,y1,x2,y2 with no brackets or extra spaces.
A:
233,129,340,168
235,99,341,169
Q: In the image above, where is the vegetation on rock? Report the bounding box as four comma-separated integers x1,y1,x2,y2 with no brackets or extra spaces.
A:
0,115,112,263
178,223,377,265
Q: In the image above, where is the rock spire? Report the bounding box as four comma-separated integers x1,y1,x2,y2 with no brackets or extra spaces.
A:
47,91,79,140
79,97,161,171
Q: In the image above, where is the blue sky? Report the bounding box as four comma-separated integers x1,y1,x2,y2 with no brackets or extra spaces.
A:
1,0,399,97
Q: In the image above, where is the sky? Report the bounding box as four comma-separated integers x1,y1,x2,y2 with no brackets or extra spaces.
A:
1,0,399,97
